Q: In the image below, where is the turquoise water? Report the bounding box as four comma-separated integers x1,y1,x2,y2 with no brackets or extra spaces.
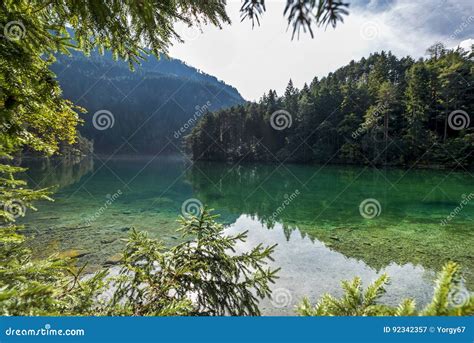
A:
19,156,474,315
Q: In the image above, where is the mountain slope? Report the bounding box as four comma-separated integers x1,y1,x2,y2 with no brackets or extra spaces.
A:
186,47,473,168
51,50,245,154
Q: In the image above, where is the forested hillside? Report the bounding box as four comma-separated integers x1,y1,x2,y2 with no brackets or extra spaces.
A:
187,44,473,168
51,50,245,154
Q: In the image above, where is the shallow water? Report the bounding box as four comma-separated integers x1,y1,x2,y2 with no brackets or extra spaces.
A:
19,156,474,315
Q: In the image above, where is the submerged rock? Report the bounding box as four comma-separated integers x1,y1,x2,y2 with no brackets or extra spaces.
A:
104,253,123,266
100,238,117,244
58,249,90,259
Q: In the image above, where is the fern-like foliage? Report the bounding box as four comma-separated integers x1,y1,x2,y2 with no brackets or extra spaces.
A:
297,262,474,316
297,273,391,316
421,262,473,316
240,0,349,39
1,199,279,316
0,163,107,315
108,208,279,316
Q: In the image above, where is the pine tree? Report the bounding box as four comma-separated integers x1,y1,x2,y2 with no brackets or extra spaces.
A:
297,262,473,316
188,46,473,167
284,79,299,115
403,62,434,160
110,208,279,316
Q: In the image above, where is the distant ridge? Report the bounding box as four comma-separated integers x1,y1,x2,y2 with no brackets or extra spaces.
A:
51,47,245,154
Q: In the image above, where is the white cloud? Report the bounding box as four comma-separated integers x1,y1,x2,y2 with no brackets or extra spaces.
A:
169,0,473,101
458,38,473,50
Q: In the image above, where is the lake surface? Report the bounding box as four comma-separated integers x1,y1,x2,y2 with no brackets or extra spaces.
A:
19,156,474,315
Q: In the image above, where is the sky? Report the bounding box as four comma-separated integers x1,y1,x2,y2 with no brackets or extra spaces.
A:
169,0,474,101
